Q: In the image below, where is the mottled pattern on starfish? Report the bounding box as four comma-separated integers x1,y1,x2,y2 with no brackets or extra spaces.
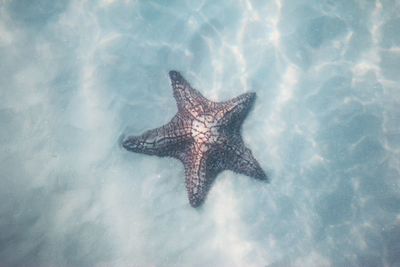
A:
121,70,268,207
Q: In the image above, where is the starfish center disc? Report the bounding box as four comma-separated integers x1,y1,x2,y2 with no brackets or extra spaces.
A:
191,115,219,145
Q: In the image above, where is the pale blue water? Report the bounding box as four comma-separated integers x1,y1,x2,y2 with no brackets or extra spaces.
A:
1,0,400,266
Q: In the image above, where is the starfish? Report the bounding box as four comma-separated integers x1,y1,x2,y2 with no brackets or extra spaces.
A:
121,71,268,207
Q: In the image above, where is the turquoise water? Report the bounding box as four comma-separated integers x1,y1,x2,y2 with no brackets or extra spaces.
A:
1,0,400,266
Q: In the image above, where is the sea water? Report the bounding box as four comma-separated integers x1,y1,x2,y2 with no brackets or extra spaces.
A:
0,0,399,266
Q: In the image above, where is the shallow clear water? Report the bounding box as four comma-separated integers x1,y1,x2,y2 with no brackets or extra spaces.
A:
1,0,400,266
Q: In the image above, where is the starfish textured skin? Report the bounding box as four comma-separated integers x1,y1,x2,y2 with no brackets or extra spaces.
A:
121,71,268,207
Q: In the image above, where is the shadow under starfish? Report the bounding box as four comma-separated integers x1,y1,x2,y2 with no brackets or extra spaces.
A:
121,70,268,208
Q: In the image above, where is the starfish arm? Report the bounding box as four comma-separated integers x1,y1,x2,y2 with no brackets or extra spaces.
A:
225,137,268,181
121,115,191,159
169,70,210,117
216,92,256,125
183,144,222,207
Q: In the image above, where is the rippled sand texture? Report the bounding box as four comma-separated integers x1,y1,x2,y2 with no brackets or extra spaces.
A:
0,0,399,266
